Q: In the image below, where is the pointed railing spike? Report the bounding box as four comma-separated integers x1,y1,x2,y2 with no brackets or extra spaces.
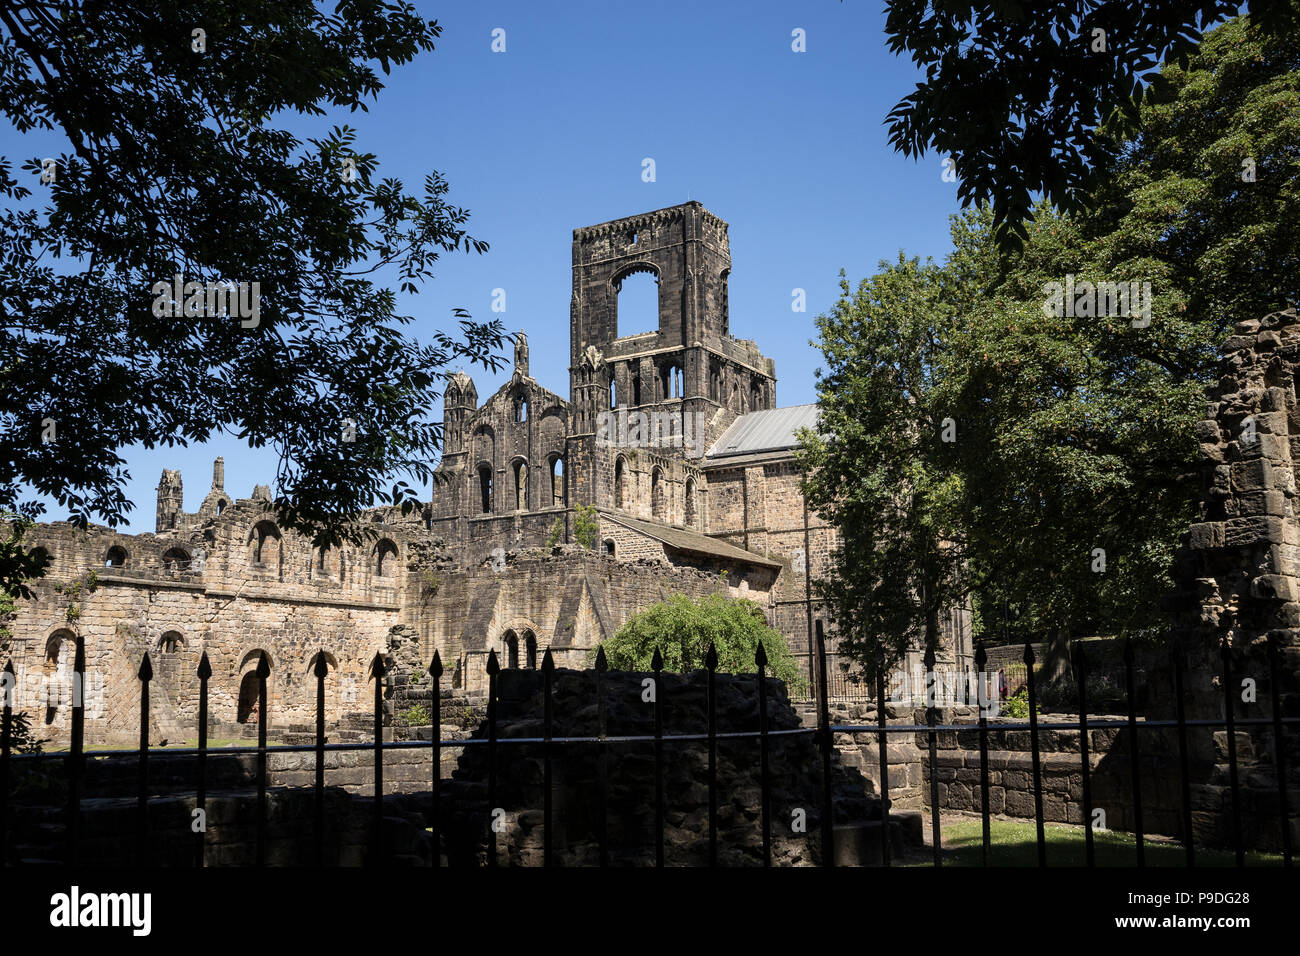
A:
196,651,212,680
430,650,444,679
651,646,663,670
313,649,329,678
755,642,768,667
595,645,608,672
1023,641,1036,666
371,650,386,679
138,652,153,681
486,648,500,675
974,640,987,671
541,647,555,672
705,643,717,670
256,651,271,679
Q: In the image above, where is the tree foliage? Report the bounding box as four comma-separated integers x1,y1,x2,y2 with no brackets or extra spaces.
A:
597,593,804,692
813,9,1299,665
883,0,1299,248
0,1,506,596
797,258,971,674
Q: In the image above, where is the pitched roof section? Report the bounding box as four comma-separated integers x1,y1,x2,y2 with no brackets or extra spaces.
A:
607,514,782,569
705,404,821,461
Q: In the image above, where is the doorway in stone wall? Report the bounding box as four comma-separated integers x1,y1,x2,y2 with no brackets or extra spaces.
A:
237,671,261,724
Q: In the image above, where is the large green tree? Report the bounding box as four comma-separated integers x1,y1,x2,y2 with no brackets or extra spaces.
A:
0,1,505,597
797,255,973,673
814,8,1299,666
883,0,1299,248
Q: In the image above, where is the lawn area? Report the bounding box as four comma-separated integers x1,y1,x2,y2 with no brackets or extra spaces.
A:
929,817,1285,867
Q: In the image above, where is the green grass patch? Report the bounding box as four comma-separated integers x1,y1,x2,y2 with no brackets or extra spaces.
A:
932,818,1285,867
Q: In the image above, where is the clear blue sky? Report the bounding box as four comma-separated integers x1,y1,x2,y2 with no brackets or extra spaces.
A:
35,0,969,530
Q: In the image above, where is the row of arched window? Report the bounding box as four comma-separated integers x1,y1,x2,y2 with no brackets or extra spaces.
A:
476,455,565,515
501,628,538,670
611,458,699,527
100,524,401,578
607,362,683,409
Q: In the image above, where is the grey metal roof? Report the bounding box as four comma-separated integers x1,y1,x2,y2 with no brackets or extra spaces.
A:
705,404,821,460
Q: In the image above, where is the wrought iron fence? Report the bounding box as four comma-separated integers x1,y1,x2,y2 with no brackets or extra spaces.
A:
1,622,1296,867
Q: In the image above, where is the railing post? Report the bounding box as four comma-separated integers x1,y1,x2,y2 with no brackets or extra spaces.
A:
431,650,444,869
1123,636,1145,867
875,642,891,866
756,642,771,868
541,648,553,868
595,645,609,868
313,649,328,866
1268,635,1293,867
924,645,941,867
1221,637,1244,867
196,651,211,868
652,647,665,868
1173,639,1195,867
137,652,153,865
256,651,270,866
66,634,85,866
1075,642,1094,867
975,642,991,867
486,648,499,868
1,660,12,864
371,650,385,867
815,619,834,868
1024,642,1046,867
706,642,719,868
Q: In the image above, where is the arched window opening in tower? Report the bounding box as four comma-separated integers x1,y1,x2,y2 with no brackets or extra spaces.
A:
614,457,628,510
550,456,565,506
478,464,493,514
615,267,658,337
514,459,529,511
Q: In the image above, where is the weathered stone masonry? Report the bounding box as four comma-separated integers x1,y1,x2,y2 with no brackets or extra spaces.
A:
3,203,972,747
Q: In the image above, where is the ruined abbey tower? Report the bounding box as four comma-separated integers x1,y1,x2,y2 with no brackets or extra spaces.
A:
4,203,973,744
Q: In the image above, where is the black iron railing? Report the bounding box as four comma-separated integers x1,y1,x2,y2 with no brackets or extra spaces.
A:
1,620,1296,867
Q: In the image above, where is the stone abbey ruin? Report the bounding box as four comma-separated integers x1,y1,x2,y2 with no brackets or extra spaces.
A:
4,202,974,747
4,205,1298,861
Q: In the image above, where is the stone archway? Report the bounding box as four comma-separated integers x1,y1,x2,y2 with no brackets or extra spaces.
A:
237,671,260,724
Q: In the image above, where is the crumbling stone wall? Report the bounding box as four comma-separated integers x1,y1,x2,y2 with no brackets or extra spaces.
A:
4,483,429,745
1161,308,1300,850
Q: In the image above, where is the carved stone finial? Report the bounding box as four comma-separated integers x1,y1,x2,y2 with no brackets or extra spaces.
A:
514,331,529,376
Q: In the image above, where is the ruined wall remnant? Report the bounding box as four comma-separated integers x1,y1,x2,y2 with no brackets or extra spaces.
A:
1164,308,1300,850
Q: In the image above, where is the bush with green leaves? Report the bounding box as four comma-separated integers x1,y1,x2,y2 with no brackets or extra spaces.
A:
1000,689,1031,719
401,704,431,726
573,504,599,550
594,593,804,694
